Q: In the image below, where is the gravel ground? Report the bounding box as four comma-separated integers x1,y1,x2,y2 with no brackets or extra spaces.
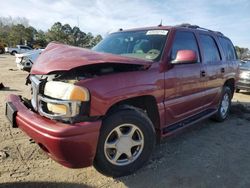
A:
0,54,250,188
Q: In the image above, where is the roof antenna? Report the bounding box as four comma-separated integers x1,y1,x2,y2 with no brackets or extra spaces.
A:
158,19,162,27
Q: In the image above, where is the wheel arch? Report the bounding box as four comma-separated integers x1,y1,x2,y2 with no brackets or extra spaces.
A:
11,50,17,55
104,95,161,138
224,78,235,98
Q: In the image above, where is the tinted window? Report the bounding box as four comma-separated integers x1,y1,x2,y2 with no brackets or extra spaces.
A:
171,31,200,61
219,37,236,60
93,30,168,61
200,34,221,62
21,46,30,50
200,34,221,63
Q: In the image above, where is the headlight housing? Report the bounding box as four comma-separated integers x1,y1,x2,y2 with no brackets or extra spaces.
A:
37,81,90,122
44,81,89,101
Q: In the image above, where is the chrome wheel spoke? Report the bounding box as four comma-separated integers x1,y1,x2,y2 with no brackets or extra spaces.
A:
131,139,143,147
124,149,132,159
127,126,137,138
221,93,229,117
114,127,123,138
112,151,122,162
105,141,116,149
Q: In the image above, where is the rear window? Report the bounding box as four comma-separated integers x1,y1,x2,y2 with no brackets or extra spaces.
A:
199,34,221,63
218,37,237,61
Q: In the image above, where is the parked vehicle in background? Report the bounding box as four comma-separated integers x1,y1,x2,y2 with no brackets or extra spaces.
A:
0,44,5,54
236,60,250,93
15,49,44,72
5,45,33,55
5,24,239,177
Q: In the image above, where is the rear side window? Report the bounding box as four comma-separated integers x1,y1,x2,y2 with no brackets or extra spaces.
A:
218,37,236,61
199,34,221,63
21,46,30,50
171,31,200,62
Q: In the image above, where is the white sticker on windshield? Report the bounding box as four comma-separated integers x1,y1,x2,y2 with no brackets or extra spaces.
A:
146,30,168,35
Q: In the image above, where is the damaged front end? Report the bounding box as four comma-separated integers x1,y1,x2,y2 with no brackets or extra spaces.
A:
25,42,151,124
28,62,146,124
29,75,90,124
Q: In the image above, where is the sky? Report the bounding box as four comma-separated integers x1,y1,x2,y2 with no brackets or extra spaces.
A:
1,0,249,48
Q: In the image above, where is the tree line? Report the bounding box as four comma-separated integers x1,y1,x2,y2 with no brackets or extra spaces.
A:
0,16,250,59
0,16,102,49
235,46,250,60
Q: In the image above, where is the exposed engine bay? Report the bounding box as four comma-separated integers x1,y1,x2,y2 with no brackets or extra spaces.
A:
26,62,146,124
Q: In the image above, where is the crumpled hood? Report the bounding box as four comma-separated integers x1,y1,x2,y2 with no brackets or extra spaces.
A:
31,42,152,75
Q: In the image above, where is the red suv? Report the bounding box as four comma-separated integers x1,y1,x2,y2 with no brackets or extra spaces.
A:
6,24,239,177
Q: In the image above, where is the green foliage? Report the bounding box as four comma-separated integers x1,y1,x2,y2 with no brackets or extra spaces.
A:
0,17,102,49
235,46,250,59
46,22,102,48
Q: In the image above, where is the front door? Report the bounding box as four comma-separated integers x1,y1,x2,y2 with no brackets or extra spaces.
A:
164,30,206,126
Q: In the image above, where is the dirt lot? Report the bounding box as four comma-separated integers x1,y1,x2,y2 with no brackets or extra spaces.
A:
0,54,250,188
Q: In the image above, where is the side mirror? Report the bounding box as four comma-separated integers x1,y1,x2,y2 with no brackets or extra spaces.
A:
172,50,197,64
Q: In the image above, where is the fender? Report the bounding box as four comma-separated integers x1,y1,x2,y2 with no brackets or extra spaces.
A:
75,65,165,117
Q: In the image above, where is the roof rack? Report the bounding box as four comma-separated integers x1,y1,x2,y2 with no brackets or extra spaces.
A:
176,23,224,36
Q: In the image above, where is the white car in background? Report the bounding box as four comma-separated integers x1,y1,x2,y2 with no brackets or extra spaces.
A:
5,45,33,55
15,49,44,72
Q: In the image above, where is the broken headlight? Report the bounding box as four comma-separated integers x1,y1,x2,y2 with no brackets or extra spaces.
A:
38,81,90,122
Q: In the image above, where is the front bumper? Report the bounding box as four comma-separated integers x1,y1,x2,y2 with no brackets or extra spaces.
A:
6,94,101,168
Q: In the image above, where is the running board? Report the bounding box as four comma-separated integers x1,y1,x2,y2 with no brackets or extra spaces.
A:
163,109,216,135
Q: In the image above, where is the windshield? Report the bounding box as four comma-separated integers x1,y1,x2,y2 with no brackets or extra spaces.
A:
240,61,250,69
93,30,168,61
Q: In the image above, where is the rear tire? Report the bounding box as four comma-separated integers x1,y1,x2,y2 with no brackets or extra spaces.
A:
236,89,240,93
212,86,232,122
0,48,4,54
11,51,17,55
94,106,155,177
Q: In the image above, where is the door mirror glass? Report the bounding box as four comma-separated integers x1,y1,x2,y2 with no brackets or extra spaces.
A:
172,50,197,64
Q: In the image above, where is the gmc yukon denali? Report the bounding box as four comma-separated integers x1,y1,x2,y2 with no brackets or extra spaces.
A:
5,24,239,177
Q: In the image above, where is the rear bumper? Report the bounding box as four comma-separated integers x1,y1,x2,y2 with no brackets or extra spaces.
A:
6,94,101,168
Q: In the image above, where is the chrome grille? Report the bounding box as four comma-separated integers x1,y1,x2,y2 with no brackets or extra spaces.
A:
37,95,81,120
30,75,41,111
29,75,83,122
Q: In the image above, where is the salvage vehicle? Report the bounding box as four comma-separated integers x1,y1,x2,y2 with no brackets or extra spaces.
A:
5,24,239,177
15,49,44,72
5,45,32,55
236,60,250,92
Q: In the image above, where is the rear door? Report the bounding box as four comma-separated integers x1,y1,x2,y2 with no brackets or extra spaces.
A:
164,30,206,125
218,36,238,81
198,33,225,109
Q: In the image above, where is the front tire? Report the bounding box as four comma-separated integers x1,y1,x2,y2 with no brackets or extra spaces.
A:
94,106,155,177
212,86,232,122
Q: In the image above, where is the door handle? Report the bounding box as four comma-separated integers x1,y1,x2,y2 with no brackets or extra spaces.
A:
221,67,225,73
201,70,206,77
